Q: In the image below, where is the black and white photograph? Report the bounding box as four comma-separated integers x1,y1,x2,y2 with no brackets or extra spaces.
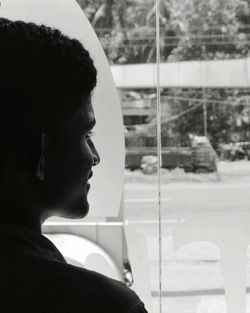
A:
0,0,250,312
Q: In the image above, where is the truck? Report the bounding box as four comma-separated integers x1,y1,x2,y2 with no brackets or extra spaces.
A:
125,134,218,173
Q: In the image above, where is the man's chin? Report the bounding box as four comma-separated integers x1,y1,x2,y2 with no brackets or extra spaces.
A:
72,200,89,219
59,197,89,219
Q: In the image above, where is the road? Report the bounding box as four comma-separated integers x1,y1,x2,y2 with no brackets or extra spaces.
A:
45,163,250,313
45,162,250,313
124,182,250,221
123,176,250,282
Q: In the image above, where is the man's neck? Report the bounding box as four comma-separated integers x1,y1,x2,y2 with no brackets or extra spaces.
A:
0,210,42,233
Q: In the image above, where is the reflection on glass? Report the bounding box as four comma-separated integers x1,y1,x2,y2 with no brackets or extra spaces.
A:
160,1,250,313
77,1,159,312
76,0,250,312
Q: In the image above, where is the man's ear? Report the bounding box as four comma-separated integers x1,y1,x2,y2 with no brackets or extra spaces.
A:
36,133,45,181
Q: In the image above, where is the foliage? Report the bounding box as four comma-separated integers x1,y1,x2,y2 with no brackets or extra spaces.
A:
168,0,250,62
76,0,250,63
76,0,250,148
164,89,235,148
164,0,250,148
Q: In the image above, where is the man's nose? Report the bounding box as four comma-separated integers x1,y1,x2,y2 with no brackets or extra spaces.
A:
92,144,100,166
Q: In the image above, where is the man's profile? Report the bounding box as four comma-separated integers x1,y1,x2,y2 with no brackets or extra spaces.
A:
0,18,147,312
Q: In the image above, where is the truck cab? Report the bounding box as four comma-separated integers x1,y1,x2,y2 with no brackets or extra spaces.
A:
126,133,218,173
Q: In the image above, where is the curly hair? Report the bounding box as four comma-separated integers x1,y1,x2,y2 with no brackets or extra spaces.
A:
0,18,97,132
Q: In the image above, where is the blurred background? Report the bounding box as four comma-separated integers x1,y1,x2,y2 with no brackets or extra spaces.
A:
46,1,250,312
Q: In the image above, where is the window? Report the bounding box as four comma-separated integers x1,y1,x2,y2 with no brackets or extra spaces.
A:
6,0,250,312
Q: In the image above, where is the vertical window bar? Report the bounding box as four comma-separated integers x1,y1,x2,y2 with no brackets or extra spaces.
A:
155,0,162,312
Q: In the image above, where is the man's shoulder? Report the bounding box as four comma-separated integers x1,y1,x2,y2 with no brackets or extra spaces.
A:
0,254,147,313
56,262,141,307
30,256,145,312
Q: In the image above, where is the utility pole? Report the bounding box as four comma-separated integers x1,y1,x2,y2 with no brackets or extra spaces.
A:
203,87,208,137
105,0,114,29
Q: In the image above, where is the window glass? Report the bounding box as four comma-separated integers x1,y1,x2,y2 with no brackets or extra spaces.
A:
77,1,160,312
36,1,250,312
160,1,250,313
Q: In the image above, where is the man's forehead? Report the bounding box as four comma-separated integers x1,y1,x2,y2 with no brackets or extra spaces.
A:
79,99,96,129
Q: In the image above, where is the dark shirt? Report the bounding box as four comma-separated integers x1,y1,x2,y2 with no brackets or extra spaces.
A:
0,223,148,313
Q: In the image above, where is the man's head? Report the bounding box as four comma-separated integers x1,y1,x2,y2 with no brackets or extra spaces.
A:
0,18,99,228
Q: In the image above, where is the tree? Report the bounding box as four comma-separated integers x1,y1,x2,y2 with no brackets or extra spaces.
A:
168,0,250,61
164,0,250,147
77,0,250,147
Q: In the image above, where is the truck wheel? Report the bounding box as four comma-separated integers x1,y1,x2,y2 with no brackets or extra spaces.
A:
142,165,157,175
210,165,218,172
167,167,175,171
195,168,208,174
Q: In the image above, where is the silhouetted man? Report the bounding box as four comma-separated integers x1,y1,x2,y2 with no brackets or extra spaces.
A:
0,18,147,313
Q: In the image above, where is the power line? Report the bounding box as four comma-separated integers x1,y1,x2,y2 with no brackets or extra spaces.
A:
99,33,250,41
95,24,250,33
162,96,250,106
109,41,250,48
